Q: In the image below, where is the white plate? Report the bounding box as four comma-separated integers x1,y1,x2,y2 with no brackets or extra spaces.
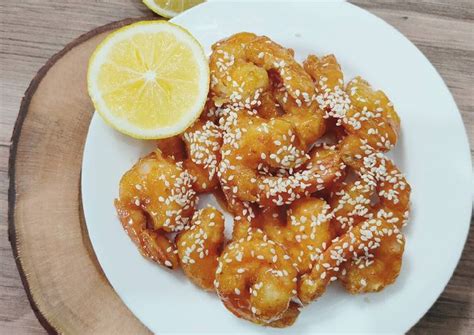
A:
82,1,472,333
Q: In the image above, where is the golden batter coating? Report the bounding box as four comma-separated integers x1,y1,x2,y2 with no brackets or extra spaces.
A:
344,77,400,151
258,198,334,275
215,228,299,327
305,54,400,152
298,218,404,304
339,136,411,228
182,119,223,192
339,229,405,294
115,149,197,268
156,117,223,193
218,111,344,206
304,54,349,121
210,32,270,106
330,177,374,235
177,206,225,290
328,137,410,295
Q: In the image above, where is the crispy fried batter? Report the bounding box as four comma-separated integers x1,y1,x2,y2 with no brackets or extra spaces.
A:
344,78,400,151
157,118,223,193
339,136,411,227
115,149,197,268
298,218,404,304
210,32,269,106
215,228,299,326
339,229,405,294
177,206,225,290
183,119,223,192
218,116,345,206
258,198,334,275
305,54,400,152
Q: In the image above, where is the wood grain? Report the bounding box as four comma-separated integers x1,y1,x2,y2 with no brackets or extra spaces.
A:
0,1,472,333
8,18,150,334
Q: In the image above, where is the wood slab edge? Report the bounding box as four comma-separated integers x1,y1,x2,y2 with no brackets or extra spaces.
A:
7,16,156,334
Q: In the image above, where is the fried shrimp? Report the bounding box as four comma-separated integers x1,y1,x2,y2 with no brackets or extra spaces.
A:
156,118,223,193
215,228,300,327
343,78,400,151
258,198,334,275
314,137,410,298
210,32,270,106
338,227,405,294
329,177,374,236
114,149,197,268
246,35,326,147
324,136,410,295
209,33,337,209
304,54,400,151
115,202,179,268
210,33,325,147
298,218,404,304
177,206,225,290
339,136,411,227
245,35,314,104
304,54,344,98
303,54,348,120
182,119,223,192
218,113,345,206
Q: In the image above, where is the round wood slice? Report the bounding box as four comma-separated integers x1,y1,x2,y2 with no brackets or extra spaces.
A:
8,18,156,334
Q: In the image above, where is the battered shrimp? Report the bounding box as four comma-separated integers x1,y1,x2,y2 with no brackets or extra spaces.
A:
305,54,400,151
210,33,326,148
246,35,326,147
182,119,222,192
329,177,374,235
218,112,345,206
339,136,411,227
245,35,315,104
210,32,270,106
115,202,179,268
298,218,404,304
156,118,223,193
303,54,349,120
258,198,334,275
338,228,405,294
215,228,300,327
114,149,197,268
176,206,225,290
304,54,344,96
321,136,410,295
344,77,400,151
299,141,410,298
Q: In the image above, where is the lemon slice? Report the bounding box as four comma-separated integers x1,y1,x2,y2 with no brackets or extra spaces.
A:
143,0,204,18
87,21,209,139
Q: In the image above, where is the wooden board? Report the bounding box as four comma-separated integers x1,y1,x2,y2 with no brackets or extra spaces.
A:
8,17,151,334
2,1,473,334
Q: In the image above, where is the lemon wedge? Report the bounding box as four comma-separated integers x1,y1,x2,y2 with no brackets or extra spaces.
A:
87,21,209,139
143,0,204,18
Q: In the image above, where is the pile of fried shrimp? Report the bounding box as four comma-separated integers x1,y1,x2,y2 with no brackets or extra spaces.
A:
114,32,411,328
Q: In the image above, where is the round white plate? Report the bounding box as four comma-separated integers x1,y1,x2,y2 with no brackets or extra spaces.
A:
82,1,472,333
